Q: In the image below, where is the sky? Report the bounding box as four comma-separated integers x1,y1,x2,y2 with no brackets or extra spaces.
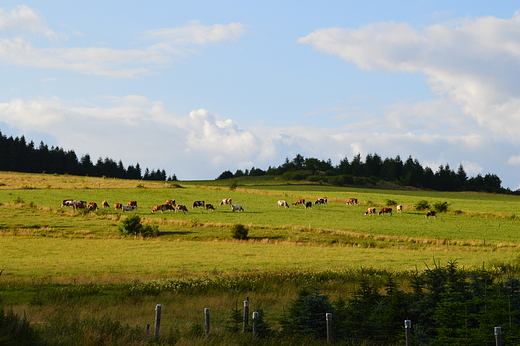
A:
1,1,520,189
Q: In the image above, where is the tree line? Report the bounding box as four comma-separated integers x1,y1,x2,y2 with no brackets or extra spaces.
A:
0,131,177,181
218,153,511,194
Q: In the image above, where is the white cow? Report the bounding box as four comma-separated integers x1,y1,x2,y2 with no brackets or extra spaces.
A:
397,205,403,213
278,200,289,208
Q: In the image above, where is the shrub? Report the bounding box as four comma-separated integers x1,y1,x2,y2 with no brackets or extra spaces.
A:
433,201,450,213
385,199,397,207
229,179,238,191
118,214,159,237
414,200,430,211
231,224,248,240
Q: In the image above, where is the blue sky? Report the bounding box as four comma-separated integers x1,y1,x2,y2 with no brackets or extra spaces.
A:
1,2,520,189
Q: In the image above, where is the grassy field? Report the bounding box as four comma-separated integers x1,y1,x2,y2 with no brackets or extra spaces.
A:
1,171,520,283
2,171,520,344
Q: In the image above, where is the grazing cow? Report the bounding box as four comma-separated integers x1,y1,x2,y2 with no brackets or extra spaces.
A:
122,205,136,212
219,198,232,206
346,198,358,205
151,204,166,213
61,199,74,207
364,207,376,215
426,211,437,218
205,203,215,211
294,199,305,206
278,200,290,208
73,201,87,210
114,203,123,210
152,204,174,213
127,201,138,207
232,204,244,212
87,202,98,211
176,205,188,213
397,205,403,213
101,201,110,208
378,207,392,216
305,201,313,209
192,201,205,209
165,199,176,206
315,198,327,205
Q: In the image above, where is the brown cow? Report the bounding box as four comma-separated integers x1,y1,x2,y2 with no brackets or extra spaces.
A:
364,207,376,215
151,204,174,213
378,207,392,216
165,199,176,206
294,199,305,206
114,203,123,210
87,202,98,211
73,201,87,210
101,201,110,208
127,201,138,207
346,198,358,205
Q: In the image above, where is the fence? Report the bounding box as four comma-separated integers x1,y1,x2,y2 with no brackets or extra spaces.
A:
150,302,506,345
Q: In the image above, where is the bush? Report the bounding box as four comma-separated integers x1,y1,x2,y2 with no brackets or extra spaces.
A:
385,199,397,207
433,201,450,213
414,200,430,211
118,214,159,237
231,224,248,240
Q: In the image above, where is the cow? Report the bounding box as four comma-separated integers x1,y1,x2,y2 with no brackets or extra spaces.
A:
87,202,98,211
346,198,358,205
315,198,327,205
165,199,176,206
294,199,305,206
232,204,244,212
397,205,403,213
73,201,87,210
61,199,74,207
114,203,123,210
192,201,205,209
364,207,376,215
219,198,232,206
378,207,392,216
176,205,188,213
101,201,110,208
205,204,215,211
127,201,138,207
122,205,136,212
305,201,313,209
278,200,290,208
151,204,167,213
426,210,437,218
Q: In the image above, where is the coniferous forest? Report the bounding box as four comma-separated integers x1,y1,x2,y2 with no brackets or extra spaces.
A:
0,130,512,193
0,131,176,181
218,153,512,194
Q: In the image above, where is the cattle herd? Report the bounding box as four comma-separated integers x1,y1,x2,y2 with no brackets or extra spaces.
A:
61,197,438,218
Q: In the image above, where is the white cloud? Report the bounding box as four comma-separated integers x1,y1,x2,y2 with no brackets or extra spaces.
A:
0,5,65,40
0,6,246,77
0,96,519,187
144,21,246,45
299,12,520,142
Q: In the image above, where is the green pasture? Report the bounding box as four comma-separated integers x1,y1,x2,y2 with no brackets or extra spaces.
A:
1,183,520,246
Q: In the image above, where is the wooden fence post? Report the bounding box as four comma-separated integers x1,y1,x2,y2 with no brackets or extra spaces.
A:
405,320,412,346
243,299,249,333
252,311,259,337
154,304,161,341
495,327,502,346
326,313,332,343
204,308,210,337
